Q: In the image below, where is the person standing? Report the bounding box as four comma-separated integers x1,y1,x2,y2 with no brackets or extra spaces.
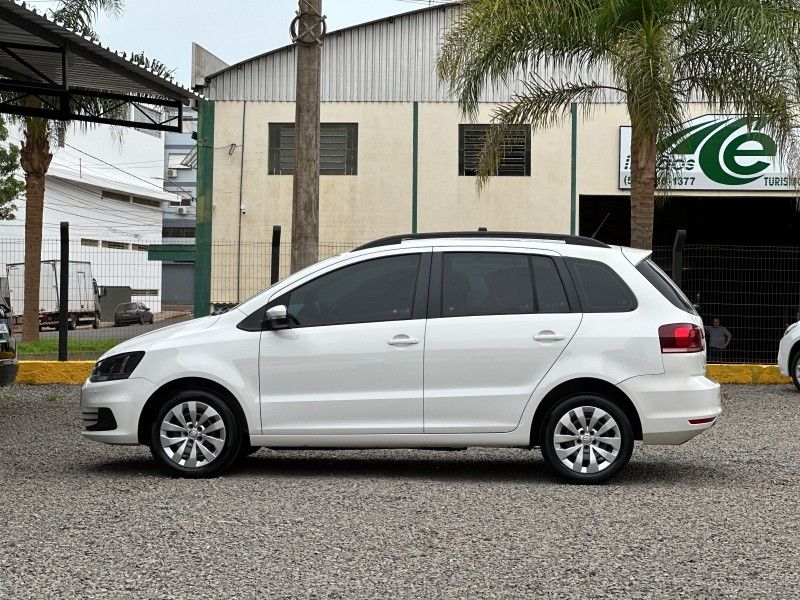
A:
705,317,732,363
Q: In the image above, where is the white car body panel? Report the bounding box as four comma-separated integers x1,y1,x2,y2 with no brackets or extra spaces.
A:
81,235,721,457
778,322,800,376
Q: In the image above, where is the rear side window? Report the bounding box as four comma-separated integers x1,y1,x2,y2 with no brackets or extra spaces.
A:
530,256,570,313
442,253,534,317
636,259,696,314
566,258,637,313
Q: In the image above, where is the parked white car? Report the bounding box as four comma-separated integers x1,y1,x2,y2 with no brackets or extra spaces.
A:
81,232,721,484
777,322,800,389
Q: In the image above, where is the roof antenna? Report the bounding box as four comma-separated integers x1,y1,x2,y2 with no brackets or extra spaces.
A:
591,213,610,239
477,227,487,231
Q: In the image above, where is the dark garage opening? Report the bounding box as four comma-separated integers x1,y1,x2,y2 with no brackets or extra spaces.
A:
580,195,800,363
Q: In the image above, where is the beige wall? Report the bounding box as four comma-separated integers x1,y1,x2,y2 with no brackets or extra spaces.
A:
210,100,580,302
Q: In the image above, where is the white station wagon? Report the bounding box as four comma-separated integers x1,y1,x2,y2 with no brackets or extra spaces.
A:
81,232,721,484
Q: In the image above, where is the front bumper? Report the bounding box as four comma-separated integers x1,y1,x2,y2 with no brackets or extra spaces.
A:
619,374,722,445
80,376,156,445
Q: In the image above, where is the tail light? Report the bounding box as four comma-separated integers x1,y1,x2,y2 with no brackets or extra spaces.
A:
659,323,704,353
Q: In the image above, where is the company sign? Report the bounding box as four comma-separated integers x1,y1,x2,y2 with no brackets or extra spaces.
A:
619,115,797,191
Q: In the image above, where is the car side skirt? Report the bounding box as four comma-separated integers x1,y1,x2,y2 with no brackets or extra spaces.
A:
249,431,532,449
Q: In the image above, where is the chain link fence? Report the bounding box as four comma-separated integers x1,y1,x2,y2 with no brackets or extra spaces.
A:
3,236,798,364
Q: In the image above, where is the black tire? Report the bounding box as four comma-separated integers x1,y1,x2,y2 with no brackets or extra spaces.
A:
149,389,242,478
138,315,144,325
790,352,800,391
67,315,77,330
92,315,100,329
540,394,633,485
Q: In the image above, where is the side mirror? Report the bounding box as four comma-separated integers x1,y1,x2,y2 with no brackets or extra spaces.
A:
264,304,290,330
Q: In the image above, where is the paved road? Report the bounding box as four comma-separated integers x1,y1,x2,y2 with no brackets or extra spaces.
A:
0,384,798,598
37,313,193,341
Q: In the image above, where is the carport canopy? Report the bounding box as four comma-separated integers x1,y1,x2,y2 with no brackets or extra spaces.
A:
0,0,195,132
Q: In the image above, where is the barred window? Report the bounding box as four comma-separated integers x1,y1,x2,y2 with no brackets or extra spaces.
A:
268,123,358,175
458,125,531,177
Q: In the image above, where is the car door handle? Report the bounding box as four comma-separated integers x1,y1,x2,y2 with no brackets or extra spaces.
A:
534,331,566,342
388,335,419,347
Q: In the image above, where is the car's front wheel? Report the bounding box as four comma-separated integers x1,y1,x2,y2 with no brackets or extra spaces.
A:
540,394,633,484
149,389,242,478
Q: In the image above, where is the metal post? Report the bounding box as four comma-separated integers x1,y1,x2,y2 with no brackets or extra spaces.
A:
570,102,578,235
672,229,687,288
271,226,282,285
58,221,69,362
412,101,419,233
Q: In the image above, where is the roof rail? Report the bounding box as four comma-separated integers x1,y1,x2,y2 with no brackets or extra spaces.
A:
353,231,611,251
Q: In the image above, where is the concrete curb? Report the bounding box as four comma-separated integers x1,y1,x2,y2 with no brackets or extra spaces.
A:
706,364,791,385
16,361,94,385
11,360,793,386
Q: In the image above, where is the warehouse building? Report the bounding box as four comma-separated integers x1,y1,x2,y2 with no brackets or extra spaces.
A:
199,2,800,363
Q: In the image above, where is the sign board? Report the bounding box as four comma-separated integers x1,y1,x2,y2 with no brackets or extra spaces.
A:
619,115,797,191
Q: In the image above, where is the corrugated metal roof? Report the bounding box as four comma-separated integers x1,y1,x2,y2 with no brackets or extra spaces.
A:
206,3,541,103
0,0,195,100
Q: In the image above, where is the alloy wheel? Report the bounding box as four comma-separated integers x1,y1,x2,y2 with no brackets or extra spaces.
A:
159,401,226,468
552,406,621,474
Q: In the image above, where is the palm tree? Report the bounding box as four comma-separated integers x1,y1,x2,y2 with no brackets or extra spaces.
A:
12,0,124,341
438,0,800,250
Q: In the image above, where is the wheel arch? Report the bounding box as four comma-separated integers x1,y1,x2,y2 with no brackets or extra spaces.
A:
137,377,249,444
529,377,642,446
789,341,800,373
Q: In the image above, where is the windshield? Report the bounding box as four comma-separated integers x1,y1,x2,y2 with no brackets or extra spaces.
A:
117,303,136,311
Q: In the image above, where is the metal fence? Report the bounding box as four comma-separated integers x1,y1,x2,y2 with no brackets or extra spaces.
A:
652,245,800,364
3,236,799,364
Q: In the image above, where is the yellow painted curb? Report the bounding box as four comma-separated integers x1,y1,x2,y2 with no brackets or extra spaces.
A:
9,361,792,386
16,361,94,385
706,364,791,385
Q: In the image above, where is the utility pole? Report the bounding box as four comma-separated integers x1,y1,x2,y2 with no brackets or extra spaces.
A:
290,0,326,272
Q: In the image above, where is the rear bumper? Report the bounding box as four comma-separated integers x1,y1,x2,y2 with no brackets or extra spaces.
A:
80,377,156,445
619,374,722,445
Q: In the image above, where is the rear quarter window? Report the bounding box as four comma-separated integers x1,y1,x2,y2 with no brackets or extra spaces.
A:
636,259,697,314
566,258,637,313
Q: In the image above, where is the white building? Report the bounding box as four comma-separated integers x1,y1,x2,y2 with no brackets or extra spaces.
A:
0,120,178,314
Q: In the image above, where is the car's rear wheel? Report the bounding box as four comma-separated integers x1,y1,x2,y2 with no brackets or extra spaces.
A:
149,389,242,478
790,352,800,391
540,394,633,484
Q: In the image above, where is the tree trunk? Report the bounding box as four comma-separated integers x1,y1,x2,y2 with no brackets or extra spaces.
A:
629,130,657,250
290,0,323,273
20,121,52,342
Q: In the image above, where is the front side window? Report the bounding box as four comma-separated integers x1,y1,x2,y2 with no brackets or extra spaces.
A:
458,124,531,176
268,122,358,175
287,254,420,327
442,252,534,317
566,258,637,313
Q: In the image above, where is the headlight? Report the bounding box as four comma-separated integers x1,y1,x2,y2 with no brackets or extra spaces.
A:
90,351,145,382
785,323,798,337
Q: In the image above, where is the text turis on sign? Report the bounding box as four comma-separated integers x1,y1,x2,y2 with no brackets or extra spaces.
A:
619,115,797,191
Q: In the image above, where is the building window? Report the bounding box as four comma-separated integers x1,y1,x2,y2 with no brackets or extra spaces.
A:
131,289,158,296
102,191,130,203
162,226,196,238
102,240,129,250
268,123,358,175
132,196,162,209
458,124,531,177
132,244,148,252
80,238,99,247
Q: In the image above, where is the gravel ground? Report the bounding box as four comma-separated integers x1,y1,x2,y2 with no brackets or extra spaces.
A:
0,384,798,599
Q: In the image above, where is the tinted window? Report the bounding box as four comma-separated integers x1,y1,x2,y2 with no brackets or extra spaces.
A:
117,303,135,311
567,258,637,312
636,259,696,314
531,256,570,313
442,253,534,317
287,254,420,327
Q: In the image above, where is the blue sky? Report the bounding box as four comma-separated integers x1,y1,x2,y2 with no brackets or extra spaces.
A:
29,0,446,85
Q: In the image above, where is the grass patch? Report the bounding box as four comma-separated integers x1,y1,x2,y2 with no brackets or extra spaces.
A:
17,338,121,360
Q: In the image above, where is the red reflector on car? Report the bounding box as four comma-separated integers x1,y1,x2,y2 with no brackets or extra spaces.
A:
659,323,704,353
688,416,716,425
